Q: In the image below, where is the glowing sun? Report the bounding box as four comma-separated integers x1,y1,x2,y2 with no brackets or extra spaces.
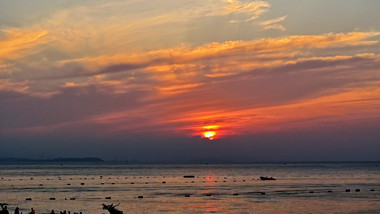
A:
203,131,216,140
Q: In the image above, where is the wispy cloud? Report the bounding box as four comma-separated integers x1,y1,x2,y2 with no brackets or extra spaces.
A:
224,0,270,22
259,15,287,31
0,29,49,62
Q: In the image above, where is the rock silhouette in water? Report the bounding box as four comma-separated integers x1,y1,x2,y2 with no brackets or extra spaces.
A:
102,203,123,214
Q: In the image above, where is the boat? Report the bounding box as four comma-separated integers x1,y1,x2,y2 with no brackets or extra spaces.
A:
260,176,276,181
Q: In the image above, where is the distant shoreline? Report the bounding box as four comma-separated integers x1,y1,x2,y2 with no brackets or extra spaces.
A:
0,158,378,165
0,157,104,163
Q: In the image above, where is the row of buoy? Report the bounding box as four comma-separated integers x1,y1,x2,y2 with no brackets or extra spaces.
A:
22,188,377,201
25,197,76,201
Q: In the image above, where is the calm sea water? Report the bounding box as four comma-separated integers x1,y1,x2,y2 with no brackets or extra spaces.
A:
0,163,379,214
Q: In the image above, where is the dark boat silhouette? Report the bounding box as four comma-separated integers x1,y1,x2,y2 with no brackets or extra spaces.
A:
260,176,276,181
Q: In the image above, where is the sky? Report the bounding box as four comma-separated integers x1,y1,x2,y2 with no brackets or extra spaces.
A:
1,0,380,162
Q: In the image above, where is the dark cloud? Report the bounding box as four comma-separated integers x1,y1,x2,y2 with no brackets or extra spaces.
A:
0,85,152,131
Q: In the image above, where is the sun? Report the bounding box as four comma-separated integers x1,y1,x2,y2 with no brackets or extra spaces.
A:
203,131,216,140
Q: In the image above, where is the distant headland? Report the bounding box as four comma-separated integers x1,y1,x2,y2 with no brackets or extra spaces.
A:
0,157,104,163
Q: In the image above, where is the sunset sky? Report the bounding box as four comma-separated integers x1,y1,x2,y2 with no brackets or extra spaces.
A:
1,0,380,162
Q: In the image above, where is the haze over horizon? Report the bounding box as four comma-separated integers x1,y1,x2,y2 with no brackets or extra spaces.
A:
1,0,380,162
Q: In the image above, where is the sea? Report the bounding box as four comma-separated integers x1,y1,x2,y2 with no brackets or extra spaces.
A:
0,163,379,214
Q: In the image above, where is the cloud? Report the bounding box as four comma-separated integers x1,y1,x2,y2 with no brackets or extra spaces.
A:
0,29,49,62
223,0,270,22
259,15,287,31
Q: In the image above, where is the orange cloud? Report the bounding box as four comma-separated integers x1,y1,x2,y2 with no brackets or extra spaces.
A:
0,29,49,62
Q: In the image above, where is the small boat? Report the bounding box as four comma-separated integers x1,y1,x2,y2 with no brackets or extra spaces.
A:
260,176,276,181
